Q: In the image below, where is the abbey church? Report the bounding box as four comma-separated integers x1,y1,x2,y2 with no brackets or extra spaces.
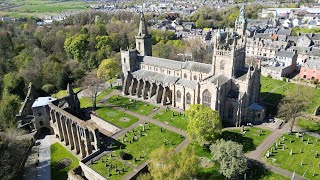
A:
121,5,265,126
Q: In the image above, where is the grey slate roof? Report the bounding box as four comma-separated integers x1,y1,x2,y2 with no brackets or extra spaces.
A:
277,27,291,36
275,50,295,58
303,59,320,69
138,56,183,70
175,79,198,89
139,56,212,74
206,74,229,86
182,61,212,74
132,70,179,85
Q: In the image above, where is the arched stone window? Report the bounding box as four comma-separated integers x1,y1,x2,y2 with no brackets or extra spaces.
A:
228,105,234,119
186,93,191,105
220,60,225,70
193,75,197,80
138,42,141,50
184,73,188,79
176,90,181,102
202,90,211,107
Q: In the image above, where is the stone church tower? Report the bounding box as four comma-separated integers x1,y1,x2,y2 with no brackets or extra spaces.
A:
135,13,152,56
234,3,247,37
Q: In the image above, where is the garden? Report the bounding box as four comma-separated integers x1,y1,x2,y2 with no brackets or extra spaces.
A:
263,133,320,179
107,95,158,116
51,142,79,180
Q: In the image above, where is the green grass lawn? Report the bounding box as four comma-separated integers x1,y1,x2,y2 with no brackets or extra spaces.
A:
51,142,79,180
107,95,157,116
95,106,139,128
111,123,185,166
152,109,188,130
264,133,320,179
52,87,81,99
79,87,116,108
298,118,320,133
89,157,133,180
260,76,320,114
222,127,272,153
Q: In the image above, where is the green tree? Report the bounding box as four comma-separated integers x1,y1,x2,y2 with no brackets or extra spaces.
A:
279,85,314,133
97,57,121,84
210,139,247,179
3,72,25,99
0,94,20,129
186,104,222,144
148,146,199,180
64,34,89,61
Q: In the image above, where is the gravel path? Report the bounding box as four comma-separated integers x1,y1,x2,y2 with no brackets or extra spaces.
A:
37,135,51,180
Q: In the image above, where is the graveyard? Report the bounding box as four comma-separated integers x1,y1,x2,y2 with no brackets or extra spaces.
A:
107,95,158,116
95,106,139,128
51,142,79,179
263,133,320,179
88,122,185,179
222,127,272,152
152,109,188,130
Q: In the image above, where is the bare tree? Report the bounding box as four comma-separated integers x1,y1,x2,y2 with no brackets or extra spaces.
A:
278,85,314,133
82,70,103,110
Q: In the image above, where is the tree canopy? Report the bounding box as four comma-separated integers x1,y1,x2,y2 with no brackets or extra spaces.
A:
210,139,247,179
186,104,222,144
148,146,199,180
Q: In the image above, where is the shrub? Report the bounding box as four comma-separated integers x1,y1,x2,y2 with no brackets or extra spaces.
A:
42,84,55,94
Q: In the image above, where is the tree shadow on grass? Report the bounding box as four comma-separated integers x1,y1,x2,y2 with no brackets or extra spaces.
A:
260,92,284,116
246,159,277,180
222,131,255,153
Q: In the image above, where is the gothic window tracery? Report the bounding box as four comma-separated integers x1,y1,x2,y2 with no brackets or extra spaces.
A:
220,60,225,70
202,90,211,107
186,93,191,104
177,90,181,102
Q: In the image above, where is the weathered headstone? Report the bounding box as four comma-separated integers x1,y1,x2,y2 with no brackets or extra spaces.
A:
290,149,293,155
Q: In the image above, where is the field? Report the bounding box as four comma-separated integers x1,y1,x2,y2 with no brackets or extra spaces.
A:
107,95,158,116
95,106,139,128
52,87,81,99
260,76,320,115
51,142,79,179
0,0,92,17
152,109,188,130
264,133,320,179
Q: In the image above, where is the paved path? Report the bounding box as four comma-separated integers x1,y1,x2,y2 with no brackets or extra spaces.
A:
37,135,51,180
246,123,306,180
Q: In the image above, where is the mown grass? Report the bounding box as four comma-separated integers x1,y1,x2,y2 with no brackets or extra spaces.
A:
107,95,158,116
298,118,320,133
95,106,139,128
152,109,188,130
264,133,320,179
51,142,79,180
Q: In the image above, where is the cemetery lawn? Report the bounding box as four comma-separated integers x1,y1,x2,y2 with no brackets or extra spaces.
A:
222,127,271,152
263,133,320,179
89,157,133,180
112,123,185,166
107,95,157,116
51,142,79,180
260,76,320,114
298,118,320,133
95,106,139,128
152,109,188,130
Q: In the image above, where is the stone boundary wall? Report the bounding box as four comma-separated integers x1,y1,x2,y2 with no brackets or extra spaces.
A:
80,161,106,180
90,114,121,134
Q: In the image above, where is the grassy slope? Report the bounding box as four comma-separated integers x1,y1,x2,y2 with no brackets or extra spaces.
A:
51,142,79,180
152,109,188,130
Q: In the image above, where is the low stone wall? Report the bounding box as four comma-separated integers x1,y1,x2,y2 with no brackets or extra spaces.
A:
80,161,106,180
90,114,121,134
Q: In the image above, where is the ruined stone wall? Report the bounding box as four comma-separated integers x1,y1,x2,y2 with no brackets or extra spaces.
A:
90,114,121,134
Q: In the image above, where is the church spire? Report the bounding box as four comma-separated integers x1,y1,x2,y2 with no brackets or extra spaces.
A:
137,12,149,37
